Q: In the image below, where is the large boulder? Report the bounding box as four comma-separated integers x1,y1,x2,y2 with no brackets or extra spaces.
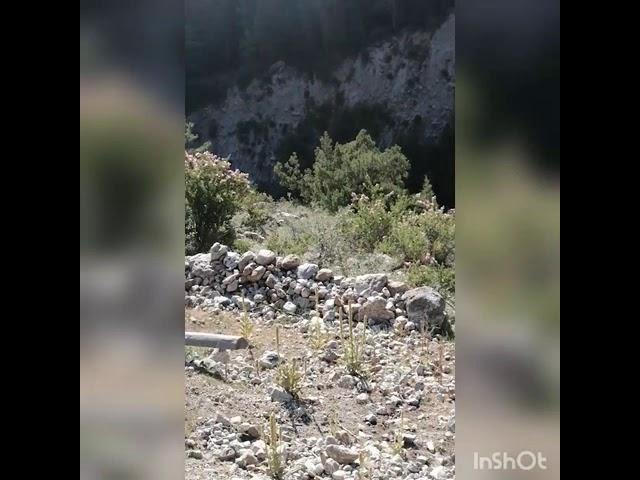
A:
316,268,333,282
324,445,359,465
210,243,228,261
223,251,241,270
256,249,276,266
249,265,267,282
237,251,255,271
280,254,301,270
354,274,388,294
358,296,394,323
259,351,282,369
402,287,447,331
222,273,239,286
387,280,409,296
297,263,319,280
188,253,214,279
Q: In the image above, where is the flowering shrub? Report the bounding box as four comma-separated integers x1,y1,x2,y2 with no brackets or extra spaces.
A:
185,151,251,253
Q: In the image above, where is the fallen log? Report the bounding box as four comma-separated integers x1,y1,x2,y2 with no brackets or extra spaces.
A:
185,332,249,350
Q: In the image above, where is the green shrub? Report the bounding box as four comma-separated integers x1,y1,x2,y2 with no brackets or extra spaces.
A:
313,217,352,268
185,121,211,153
377,205,455,265
273,152,305,198
421,175,435,199
341,188,418,250
406,264,455,298
419,209,455,266
232,237,252,254
342,193,393,251
378,217,428,262
234,189,273,234
185,151,251,253
275,130,410,211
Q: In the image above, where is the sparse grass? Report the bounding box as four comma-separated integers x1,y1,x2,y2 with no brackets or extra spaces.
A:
232,237,252,253
268,204,351,268
419,321,431,370
436,342,445,384
275,358,304,398
184,308,456,478
394,318,408,338
238,293,255,344
254,357,262,380
358,450,372,479
340,303,369,378
185,410,198,438
309,317,328,351
392,411,406,457
340,252,403,277
266,228,313,256
264,413,285,479
309,290,328,350
392,428,405,456
328,412,339,436
233,200,356,272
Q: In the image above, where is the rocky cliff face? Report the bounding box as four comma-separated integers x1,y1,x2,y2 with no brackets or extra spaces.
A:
190,14,454,198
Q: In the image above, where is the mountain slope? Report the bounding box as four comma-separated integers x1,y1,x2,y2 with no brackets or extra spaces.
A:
189,14,454,206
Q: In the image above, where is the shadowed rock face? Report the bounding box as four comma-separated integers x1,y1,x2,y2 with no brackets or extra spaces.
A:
189,14,455,204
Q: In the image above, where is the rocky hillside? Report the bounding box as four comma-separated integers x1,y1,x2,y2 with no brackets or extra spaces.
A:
189,14,455,206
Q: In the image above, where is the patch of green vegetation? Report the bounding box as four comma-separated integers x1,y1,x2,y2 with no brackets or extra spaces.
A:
275,129,407,211
185,151,252,253
275,102,394,179
406,264,455,299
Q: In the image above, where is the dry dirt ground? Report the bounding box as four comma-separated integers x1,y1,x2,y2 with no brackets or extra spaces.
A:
185,308,455,480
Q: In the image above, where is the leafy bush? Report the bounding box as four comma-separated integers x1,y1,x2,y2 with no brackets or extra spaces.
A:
340,185,454,266
233,188,273,234
185,151,251,254
378,217,429,262
275,130,410,211
419,209,455,266
406,264,455,298
376,198,455,265
420,175,436,204
232,237,253,254
342,193,394,251
185,121,211,153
